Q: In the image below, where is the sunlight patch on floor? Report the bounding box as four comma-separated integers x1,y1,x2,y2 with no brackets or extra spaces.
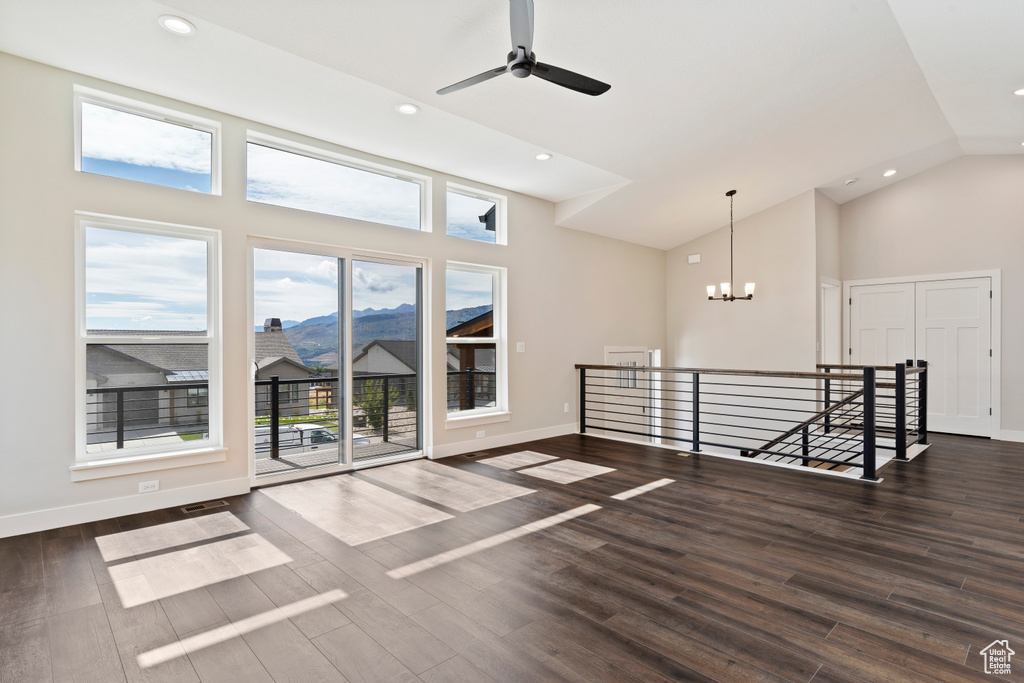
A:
358,459,535,512
610,478,675,500
518,459,616,484
260,474,453,545
95,511,249,562
477,450,557,470
386,504,602,579
137,589,347,668
110,533,293,608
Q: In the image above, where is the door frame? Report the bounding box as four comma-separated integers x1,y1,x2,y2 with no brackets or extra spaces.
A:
843,269,1000,438
246,237,432,486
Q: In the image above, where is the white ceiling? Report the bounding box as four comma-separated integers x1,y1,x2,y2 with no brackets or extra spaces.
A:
1,0,1021,249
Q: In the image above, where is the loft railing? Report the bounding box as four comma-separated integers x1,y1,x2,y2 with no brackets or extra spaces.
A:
817,360,929,461
575,363,926,481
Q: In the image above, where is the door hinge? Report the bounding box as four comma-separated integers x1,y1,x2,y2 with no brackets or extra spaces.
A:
990,408,993,415
848,347,852,356
849,297,852,305
990,349,993,357
990,290,993,298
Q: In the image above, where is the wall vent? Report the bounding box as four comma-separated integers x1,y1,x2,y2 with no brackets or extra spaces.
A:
181,500,229,513
462,451,490,458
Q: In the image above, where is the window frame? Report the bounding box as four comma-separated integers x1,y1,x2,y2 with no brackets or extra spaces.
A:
245,131,432,232
74,86,222,195
444,261,508,424
446,183,507,245
74,213,223,472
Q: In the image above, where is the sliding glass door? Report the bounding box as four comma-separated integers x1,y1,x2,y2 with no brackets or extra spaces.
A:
252,247,422,479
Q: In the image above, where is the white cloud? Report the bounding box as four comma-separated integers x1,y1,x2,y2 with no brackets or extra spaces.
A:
81,103,211,174
247,144,420,229
446,269,493,311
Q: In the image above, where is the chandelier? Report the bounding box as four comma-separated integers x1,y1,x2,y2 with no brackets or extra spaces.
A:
706,190,755,301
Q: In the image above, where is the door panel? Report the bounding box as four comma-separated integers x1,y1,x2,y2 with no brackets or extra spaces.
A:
849,283,915,365
916,278,990,436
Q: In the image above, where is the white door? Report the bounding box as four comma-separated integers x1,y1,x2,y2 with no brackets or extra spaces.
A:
916,278,991,437
849,283,915,365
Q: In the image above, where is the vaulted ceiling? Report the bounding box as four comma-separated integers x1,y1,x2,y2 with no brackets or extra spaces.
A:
1,0,1021,249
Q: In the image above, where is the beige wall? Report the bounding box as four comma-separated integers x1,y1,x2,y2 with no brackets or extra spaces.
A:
666,191,818,372
840,154,1024,434
0,53,666,533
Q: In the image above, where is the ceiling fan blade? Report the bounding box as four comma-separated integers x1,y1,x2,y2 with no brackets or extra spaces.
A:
509,0,534,53
437,66,508,95
533,62,610,96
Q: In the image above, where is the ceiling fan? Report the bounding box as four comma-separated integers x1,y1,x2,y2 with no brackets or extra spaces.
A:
437,0,610,97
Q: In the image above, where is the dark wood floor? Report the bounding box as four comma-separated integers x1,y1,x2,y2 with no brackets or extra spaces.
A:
2,433,1023,682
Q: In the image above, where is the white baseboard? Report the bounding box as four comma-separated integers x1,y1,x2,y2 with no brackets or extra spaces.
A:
0,477,251,539
428,423,578,460
998,430,1024,443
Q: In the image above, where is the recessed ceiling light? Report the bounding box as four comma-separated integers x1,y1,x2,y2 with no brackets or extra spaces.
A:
883,169,898,177
396,103,419,115
535,153,552,161
158,15,196,35
1014,88,1024,96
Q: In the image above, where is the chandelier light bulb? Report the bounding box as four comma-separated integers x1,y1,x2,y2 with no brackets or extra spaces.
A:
706,285,716,298
721,282,731,297
745,282,756,297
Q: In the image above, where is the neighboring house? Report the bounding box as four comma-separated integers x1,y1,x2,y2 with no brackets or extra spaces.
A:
88,318,314,433
352,339,418,376
446,310,496,411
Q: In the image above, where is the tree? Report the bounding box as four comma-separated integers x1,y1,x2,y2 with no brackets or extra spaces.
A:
355,378,399,433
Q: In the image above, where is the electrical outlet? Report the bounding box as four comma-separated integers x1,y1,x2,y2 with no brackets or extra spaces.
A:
476,430,486,438
139,480,159,493
564,402,570,413
516,342,525,353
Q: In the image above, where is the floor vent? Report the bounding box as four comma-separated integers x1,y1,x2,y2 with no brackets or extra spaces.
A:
462,451,490,458
181,500,229,513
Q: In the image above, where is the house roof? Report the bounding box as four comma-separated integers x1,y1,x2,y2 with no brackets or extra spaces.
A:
446,310,493,338
353,339,418,372
254,330,305,368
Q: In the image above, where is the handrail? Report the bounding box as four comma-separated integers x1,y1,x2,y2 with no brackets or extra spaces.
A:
752,388,864,454
576,363,862,382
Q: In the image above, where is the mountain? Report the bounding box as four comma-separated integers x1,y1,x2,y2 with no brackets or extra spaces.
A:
278,304,493,367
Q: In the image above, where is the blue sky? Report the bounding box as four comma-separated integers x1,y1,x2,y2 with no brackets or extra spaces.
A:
446,269,493,313
80,103,212,193
86,228,207,331
447,192,497,243
247,144,420,230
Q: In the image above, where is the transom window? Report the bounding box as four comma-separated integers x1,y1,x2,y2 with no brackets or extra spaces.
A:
75,87,220,194
447,184,506,244
246,135,428,231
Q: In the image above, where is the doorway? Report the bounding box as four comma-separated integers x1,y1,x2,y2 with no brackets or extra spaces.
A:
251,246,424,481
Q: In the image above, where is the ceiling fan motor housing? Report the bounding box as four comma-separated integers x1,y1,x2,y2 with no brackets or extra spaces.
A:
508,49,536,78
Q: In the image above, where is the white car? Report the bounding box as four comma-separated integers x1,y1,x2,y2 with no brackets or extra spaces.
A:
255,423,369,457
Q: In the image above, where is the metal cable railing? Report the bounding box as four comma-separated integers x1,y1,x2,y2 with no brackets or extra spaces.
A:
575,363,927,481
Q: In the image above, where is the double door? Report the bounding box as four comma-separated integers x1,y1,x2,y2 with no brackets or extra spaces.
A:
848,277,992,437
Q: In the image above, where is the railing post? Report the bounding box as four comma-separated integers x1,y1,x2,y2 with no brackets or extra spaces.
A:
824,368,831,435
691,372,700,452
895,363,908,461
860,366,877,481
116,388,125,449
467,370,476,410
801,425,810,467
579,368,587,433
917,360,929,445
382,376,390,443
270,375,280,460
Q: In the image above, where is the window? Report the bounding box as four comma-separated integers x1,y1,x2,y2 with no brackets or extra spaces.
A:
446,263,506,418
246,135,427,230
75,87,220,194
78,215,220,461
447,184,505,244
187,387,209,408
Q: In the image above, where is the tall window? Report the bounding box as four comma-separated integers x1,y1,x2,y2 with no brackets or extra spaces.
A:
447,184,505,244
246,136,427,231
75,87,220,194
446,263,506,417
78,215,220,460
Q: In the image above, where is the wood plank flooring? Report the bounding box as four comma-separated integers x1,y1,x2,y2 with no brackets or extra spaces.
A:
2,433,1023,682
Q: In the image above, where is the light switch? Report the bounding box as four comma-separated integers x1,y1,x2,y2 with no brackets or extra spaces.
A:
516,342,525,353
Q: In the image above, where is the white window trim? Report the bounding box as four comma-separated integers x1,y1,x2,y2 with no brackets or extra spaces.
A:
73,85,222,195
245,131,432,233
74,212,223,473
445,261,507,423
446,182,508,246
